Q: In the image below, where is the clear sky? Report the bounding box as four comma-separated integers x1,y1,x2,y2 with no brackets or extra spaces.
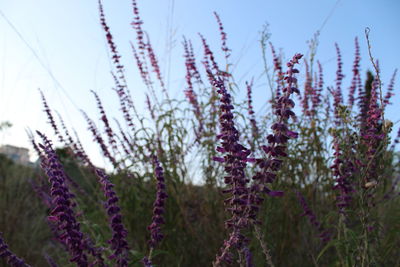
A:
0,0,399,166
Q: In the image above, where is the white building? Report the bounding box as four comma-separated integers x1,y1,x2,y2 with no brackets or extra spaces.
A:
0,144,30,165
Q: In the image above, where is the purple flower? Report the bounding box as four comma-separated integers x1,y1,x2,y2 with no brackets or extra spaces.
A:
95,169,130,266
296,191,331,244
383,68,397,107
0,233,31,267
348,37,361,108
330,138,355,214
36,131,89,266
333,43,344,125
81,110,119,169
91,91,119,155
146,156,168,250
246,79,259,142
141,256,154,267
250,54,303,215
213,12,231,59
212,74,253,265
310,61,323,115
39,89,64,144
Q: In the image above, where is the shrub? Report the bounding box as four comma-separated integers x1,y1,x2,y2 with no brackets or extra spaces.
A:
1,0,399,266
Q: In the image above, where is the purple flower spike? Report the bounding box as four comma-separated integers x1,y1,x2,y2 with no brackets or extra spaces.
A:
39,89,65,144
251,53,302,200
348,37,361,108
246,79,259,141
95,169,130,266
213,12,231,60
146,156,168,250
212,72,254,265
0,233,31,267
36,131,89,266
141,256,154,267
383,69,397,108
296,191,331,244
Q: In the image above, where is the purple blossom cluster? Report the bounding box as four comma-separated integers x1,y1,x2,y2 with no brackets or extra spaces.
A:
81,111,118,168
302,60,314,117
269,42,283,101
311,61,324,114
183,38,204,138
246,79,259,140
147,156,168,249
99,0,136,134
95,169,130,266
145,33,166,92
330,139,355,213
296,192,331,243
213,53,303,266
141,156,168,266
91,91,118,155
251,53,303,201
36,131,90,266
39,89,64,144
348,37,361,108
383,69,397,107
211,75,253,265
199,34,221,80
213,12,230,60
333,44,344,124
363,71,384,184
0,233,31,267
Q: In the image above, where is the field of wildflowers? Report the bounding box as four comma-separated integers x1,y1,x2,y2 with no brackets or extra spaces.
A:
1,0,399,266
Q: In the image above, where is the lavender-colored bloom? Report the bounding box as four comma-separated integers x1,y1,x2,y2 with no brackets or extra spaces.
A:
183,37,203,84
383,69,397,107
146,156,168,249
246,79,259,141
39,89,65,144
242,246,254,267
141,256,154,267
183,37,204,136
43,253,59,267
311,61,323,115
249,54,303,222
54,111,77,149
81,110,119,169
36,131,89,266
72,129,95,168
211,73,253,265
98,0,125,79
330,137,355,214
144,32,167,96
269,42,283,102
131,0,145,53
131,42,152,89
199,34,221,82
99,0,136,136
0,233,31,267
302,60,312,116
91,91,119,155
296,191,331,244
391,126,400,150
95,169,129,266
348,37,361,108
357,71,375,131
213,12,231,60
333,43,344,125
362,70,385,185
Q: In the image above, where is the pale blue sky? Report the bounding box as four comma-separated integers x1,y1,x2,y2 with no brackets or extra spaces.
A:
0,0,399,165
